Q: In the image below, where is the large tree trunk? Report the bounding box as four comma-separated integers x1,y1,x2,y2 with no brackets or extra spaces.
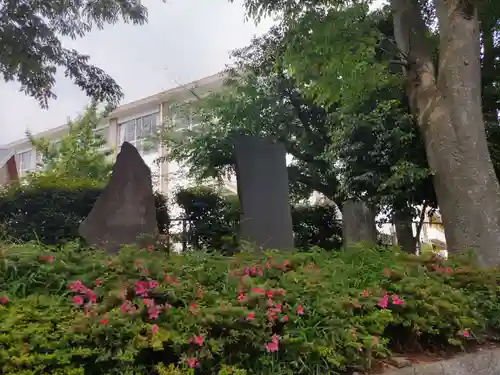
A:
390,0,500,266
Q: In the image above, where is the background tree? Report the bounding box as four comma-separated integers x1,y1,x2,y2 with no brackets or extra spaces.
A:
161,25,340,205
161,9,436,253
0,0,147,106
230,0,500,264
27,103,113,183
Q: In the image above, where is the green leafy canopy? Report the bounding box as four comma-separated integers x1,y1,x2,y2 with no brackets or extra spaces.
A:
0,0,149,106
27,103,114,183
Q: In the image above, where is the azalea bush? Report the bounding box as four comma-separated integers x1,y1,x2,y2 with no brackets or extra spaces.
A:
0,243,499,375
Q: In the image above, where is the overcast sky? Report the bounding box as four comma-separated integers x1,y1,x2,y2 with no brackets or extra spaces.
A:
0,0,274,145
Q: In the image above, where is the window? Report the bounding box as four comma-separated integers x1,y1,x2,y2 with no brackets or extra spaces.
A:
118,113,159,155
18,150,33,174
35,151,44,169
169,106,199,131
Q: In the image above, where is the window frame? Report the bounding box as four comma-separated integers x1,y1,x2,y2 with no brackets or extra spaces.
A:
17,148,34,174
118,112,160,155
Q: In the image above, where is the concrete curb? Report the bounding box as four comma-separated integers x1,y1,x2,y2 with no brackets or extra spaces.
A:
384,348,500,375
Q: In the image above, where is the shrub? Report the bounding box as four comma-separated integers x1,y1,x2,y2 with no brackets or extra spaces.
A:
0,176,170,244
175,187,343,251
0,243,499,374
291,204,342,250
175,187,239,252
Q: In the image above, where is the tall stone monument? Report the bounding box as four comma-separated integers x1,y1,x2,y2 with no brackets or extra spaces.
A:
233,135,294,251
342,200,377,247
79,142,158,252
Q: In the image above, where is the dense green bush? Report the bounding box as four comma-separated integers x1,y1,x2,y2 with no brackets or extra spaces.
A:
175,187,342,251
0,243,499,375
0,176,170,244
175,187,239,252
291,204,342,250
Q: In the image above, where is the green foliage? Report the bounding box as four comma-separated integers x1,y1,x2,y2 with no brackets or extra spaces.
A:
160,25,340,205
284,4,397,110
1,243,500,374
0,176,169,245
291,205,342,250
0,0,148,106
160,10,436,224
0,176,102,245
175,187,239,252
27,104,114,184
175,186,339,252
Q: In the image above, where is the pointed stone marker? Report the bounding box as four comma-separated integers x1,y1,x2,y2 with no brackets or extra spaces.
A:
79,142,158,252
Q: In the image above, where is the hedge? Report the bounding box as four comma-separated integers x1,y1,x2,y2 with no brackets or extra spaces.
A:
175,187,342,252
0,179,341,251
0,176,170,245
0,243,499,374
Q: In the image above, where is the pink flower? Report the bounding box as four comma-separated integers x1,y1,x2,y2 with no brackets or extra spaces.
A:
72,295,84,306
247,312,255,321
68,280,84,292
87,291,97,304
0,296,8,305
237,293,245,302
266,290,273,299
151,324,159,334
296,305,304,315
99,318,109,325
462,330,470,338
189,335,204,346
121,301,133,313
149,280,159,289
148,308,160,320
282,315,289,322
362,290,369,297
265,341,279,352
135,281,150,297
147,245,154,252
265,334,279,352
392,294,404,306
267,311,277,321
95,279,102,286
186,357,198,368
283,260,290,267
378,293,389,309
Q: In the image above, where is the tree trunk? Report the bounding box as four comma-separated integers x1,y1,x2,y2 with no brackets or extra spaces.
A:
394,209,416,254
390,0,500,266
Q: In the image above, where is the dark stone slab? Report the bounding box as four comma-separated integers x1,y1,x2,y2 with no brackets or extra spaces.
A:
79,142,158,252
233,135,294,251
342,200,377,247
